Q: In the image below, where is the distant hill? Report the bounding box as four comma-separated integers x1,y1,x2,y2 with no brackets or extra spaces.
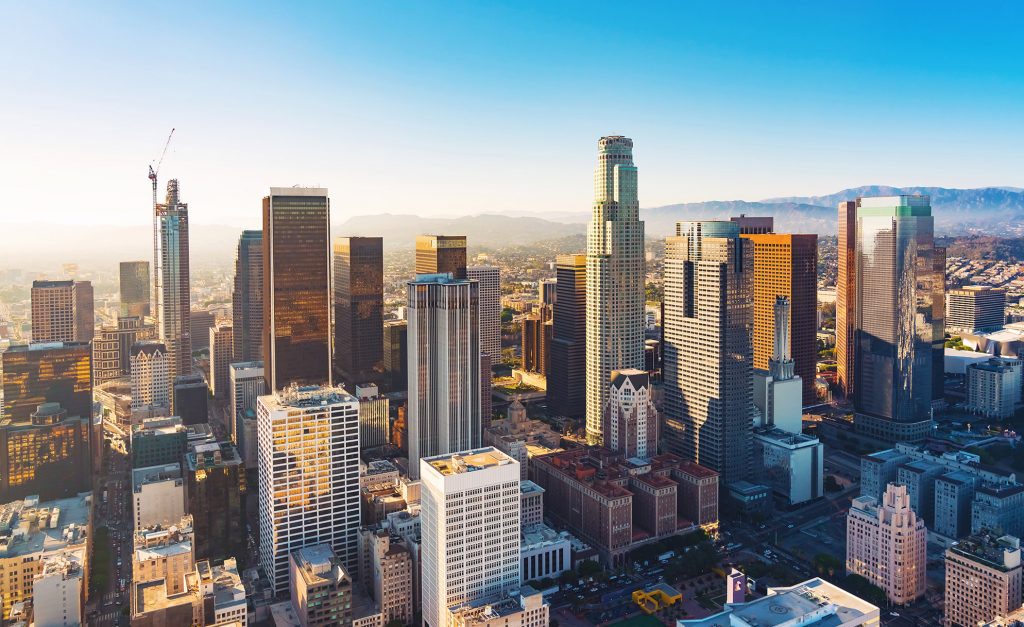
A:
335,213,584,248
640,201,835,237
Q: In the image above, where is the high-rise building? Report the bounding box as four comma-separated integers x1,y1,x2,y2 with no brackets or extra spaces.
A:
153,179,193,381
209,322,233,399
0,402,91,501
229,361,264,465
131,416,187,469
289,544,353,627
407,274,481,480
421,447,521,627
93,315,156,386
967,358,1023,419
585,136,645,443
947,285,1006,334
522,304,552,375
663,221,754,485
130,341,170,413
120,260,151,318
355,383,389,450
836,200,857,398
1,342,92,422
416,235,467,279
603,369,657,460
117,316,155,375
30,280,94,343
467,266,501,361
846,483,927,605
189,309,215,352
262,187,332,392
257,386,360,595
851,196,945,443
382,320,408,393
172,373,208,425
363,527,414,625
184,441,245,563
729,214,774,235
945,532,1022,627
231,230,263,364
33,551,85,627
539,279,557,306
131,464,185,530
548,254,586,418
741,233,818,404
333,236,384,391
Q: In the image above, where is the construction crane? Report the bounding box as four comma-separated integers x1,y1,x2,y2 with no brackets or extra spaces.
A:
148,128,175,209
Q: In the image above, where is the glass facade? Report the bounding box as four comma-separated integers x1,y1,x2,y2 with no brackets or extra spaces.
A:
415,235,466,279
548,255,586,418
154,179,193,382
119,260,151,318
232,230,264,363
333,237,384,391
186,442,245,562
1,342,92,422
0,403,91,501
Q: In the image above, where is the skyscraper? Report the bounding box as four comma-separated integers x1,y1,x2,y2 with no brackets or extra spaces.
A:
585,136,645,443
522,304,552,375
257,386,360,595
153,179,192,382
209,322,233,399
548,254,586,418
741,232,818,404
262,187,332,392
130,341,170,413
836,200,857,398
120,261,151,318
30,280,94,343
407,274,480,480
231,230,263,364
184,441,245,563
415,235,467,279
467,266,501,361
228,361,264,467
852,195,944,443
603,369,658,460
421,447,522,627
1,342,92,422
333,236,384,391
0,402,91,501
663,220,754,485
173,374,208,425
947,285,1006,334
382,320,408,393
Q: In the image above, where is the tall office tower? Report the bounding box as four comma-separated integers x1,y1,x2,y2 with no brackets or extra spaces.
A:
730,214,773,235
30,280,94,343
382,320,408,393
229,361,264,465
585,136,645,444
522,304,552,375
209,323,233,399
947,285,1007,334
421,448,521,627
257,386,360,595
852,196,945,443
0,401,91,501
93,324,122,385
172,374,208,425
231,230,263,363
480,352,492,426
1,342,92,422
117,316,155,375
548,254,586,418
753,297,804,433
130,341,170,412
120,261,151,318
262,187,332,393
407,274,481,480
184,441,245,562
355,384,389,450
539,278,558,306
663,221,754,485
741,232,818,404
189,309,216,351
415,235,467,279
603,369,658,460
333,237,384,391
153,179,193,381
836,200,857,398
945,532,1022,627
467,266,501,361
846,483,927,605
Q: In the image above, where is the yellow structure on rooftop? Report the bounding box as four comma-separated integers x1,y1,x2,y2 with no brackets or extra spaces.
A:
632,583,682,614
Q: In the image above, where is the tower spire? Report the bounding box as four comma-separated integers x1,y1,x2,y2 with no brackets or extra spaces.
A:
768,296,795,380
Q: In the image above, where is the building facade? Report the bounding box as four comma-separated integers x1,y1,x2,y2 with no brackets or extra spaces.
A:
1,342,92,423
289,544,354,627
209,322,233,399
382,320,408,394
231,230,263,364
837,200,857,398
947,285,1006,334
944,533,1022,627
602,369,657,459
521,304,552,376
334,236,385,391
184,441,245,563
416,234,467,279
130,341,170,412
356,383,389,450
967,358,1022,419
229,361,265,464
548,254,586,418
0,402,91,502
132,464,185,530
153,179,193,382
120,260,151,318
468,266,501,362
30,279,94,343
173,373,208,425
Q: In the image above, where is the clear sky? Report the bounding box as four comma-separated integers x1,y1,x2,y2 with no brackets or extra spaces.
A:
2,1,1022,227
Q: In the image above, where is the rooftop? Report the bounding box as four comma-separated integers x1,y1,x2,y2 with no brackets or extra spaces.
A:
267,385,356,410
134,578,194,615
863,448,908,463
292,543,349,587
425,447,516,476
0,494,91,558
949,532,1021,571
132,464,183,491
753,427,820,447
521,480,545,496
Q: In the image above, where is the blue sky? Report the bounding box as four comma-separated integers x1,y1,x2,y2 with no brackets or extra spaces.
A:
2,1,1022,226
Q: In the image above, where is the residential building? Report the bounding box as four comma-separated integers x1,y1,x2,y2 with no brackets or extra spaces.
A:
945,532,1022,627
382,320,408,393
173,373,208,425
185,441,245,562
585,136,645,444
967,358,1022,419
289,544,353,627
132,464,185,530
356,383,389,450
416,234,467,279
257,386,360,594
153,179,193,381
120,260,151,318
447,587,549,627
263,187,332,392
548,254,586,418
131,341,171,412
421,447,522,627
846,484,926,604
468,266,501,361
947,285,1006,334
407,273,480,480
210,322,233,400
33,549,85,627
663,220,754,485
603,369,657,459
232,229,263,363
334,237,385,391
30,279,93,343
1,341,91,422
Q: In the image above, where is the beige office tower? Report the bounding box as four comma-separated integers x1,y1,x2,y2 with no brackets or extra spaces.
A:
209,322,233,399
30,280,94,343
585,136,645,443
945,532,1022,627
846,483,927,605
663,221,754,485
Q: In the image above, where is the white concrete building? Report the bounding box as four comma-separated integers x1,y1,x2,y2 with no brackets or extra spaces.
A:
603,369,658,459
753,428,824,505
257,385,361,595
407,274,481,480
131,464,185,530
448,586,549,627
32,549,84,627
585,136,645,443
229,361,265,468
421,447,521,627
130,341,171,411
753,296,804,434
521,525,571,583
967,358,1022,419
467,266,501,361
356,383,390,450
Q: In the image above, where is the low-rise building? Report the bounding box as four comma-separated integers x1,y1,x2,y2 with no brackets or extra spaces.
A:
521,524,571,583
195,558,248,626
484,399,563,480
520,481,545,526
33,548,85,627
289,544,352,627
945,532,1022,627
447,586,549,627
752,427,824,506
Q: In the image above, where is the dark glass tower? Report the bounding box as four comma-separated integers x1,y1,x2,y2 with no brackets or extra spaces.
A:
415,235,467,279
185,441,245,562
232,230,263,364
262,188,332,392
0,402,91,501
548,254,586,418
333,237,384,391
383,320,408,393
1,342,92,422
119,261,151,318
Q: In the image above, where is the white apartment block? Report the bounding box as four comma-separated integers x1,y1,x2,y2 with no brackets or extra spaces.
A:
257,385,360,596
130,341,171,411
467,266,501,361
32,549,85,627
132,464,185,530
229,361,265,468
421,447,521,627
967,358,1022,419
